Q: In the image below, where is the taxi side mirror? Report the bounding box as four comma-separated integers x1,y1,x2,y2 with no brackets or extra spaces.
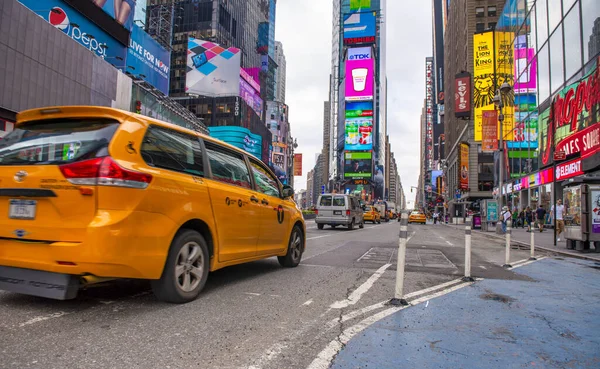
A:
282,185,294,198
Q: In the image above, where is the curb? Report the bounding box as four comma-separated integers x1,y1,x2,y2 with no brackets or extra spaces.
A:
441,223,600,263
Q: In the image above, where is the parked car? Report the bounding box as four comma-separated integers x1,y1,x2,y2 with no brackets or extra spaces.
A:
0,106,305,303
315,194,364,230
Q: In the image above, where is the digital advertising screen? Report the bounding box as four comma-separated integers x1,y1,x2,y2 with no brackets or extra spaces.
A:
345,101,373,118
186,38,241,97
345,59,374,101
344,152,373,178
344,117,373,151
343,11,376,43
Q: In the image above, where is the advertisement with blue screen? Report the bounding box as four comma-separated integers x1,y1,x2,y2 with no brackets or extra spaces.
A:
128,26,170,95
88,0,136,31
343,11,376,43
209,126,262,159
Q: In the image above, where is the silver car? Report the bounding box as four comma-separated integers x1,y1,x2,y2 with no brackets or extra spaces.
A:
315,194,364,230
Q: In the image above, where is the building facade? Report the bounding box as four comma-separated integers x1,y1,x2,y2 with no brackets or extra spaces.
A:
274,41,286,103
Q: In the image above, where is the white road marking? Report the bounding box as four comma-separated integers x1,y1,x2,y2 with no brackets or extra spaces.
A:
511,256,546,269
356,248,374,262
407,231,416,243
330,263,392,309
425,300,429,307
446,240,453,246
244,292,261,296
402,278,463,299
510,258,530,267
479,265,488,270
306,234,334,241
307,281,475,369
302,299,314,306
19,311,71,327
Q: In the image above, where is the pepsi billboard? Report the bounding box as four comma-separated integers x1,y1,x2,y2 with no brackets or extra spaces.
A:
127,26,170,95
19,0,127,61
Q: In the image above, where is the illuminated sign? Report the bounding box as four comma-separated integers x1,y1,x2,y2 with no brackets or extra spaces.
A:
555,158,583,181
344,152,373,178
344,36,376,45
345,59,374,101
426,58,434,170
344,118,373,151
454,72,471,118
348,47,372,60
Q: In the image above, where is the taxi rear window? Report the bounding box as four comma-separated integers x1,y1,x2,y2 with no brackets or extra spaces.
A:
0,119,118,165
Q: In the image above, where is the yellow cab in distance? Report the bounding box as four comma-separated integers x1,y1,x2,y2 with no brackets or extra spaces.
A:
408,211,427,224
0,106,305,303
363,205,381,224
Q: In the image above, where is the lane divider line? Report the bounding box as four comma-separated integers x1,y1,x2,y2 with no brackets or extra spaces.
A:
330,264,392,309
307,281,475,369
511,256,547,269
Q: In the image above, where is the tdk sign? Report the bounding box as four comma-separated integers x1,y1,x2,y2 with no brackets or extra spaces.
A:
348,47,372,61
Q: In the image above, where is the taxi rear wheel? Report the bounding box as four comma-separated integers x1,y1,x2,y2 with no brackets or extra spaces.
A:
151,230,209,304
278,225,304,268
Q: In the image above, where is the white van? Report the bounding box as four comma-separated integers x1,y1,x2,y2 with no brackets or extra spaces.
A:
315,194,364,230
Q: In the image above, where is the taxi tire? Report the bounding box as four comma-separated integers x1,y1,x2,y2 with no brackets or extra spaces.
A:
151,230,209,304
278,225,304,268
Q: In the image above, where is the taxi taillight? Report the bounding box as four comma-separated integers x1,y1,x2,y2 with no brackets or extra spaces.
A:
59,157,152,189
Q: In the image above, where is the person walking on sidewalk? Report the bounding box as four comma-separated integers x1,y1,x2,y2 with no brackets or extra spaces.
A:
551,199,565,242
518,208,525,228
500,206,512,234
536,204,547,232
525,206,534,232
512,207,519,228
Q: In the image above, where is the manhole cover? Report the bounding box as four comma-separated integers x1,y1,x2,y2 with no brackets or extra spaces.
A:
406,249,456,269
356,247,395,264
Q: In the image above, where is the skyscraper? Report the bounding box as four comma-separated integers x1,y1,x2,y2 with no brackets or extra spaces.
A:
274,41,286,103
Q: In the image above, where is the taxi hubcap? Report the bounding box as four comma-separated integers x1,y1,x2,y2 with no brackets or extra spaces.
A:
291,231,302,261
175,242,203,292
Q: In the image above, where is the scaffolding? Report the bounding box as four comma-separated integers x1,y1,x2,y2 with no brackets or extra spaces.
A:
146,1,175,51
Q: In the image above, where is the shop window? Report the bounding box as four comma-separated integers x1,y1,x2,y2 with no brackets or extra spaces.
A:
476,22,486,33
563,5,582,81
475,7,485,18
479,163,494,174
488,6,496,17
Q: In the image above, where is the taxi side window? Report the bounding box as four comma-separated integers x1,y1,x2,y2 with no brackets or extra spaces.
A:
205,142,251,189
141,125,204,176
249,159,280,197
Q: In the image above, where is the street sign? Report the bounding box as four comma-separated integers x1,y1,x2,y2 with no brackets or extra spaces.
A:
554,150,566,161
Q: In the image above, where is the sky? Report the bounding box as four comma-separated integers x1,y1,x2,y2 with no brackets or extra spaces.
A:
277,1,433,209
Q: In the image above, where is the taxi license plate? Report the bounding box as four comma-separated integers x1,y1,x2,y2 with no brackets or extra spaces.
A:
9,199,37,220
334,210,342,215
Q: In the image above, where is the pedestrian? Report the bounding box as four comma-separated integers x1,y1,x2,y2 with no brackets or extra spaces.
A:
525,206,533,232
551,199,565,242
536,204,546,232
518,208,525,228
511,207,519,228
500,206,511,234
433,211,438,224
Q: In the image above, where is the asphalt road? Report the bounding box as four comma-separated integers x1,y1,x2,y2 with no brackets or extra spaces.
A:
0,221,547,369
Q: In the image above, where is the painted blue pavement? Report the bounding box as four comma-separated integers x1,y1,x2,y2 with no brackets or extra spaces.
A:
331,258,600,369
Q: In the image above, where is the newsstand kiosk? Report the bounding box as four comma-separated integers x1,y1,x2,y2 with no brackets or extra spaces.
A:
562,177,600,253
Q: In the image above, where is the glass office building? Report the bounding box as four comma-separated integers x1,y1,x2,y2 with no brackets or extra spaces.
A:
496,0,599,211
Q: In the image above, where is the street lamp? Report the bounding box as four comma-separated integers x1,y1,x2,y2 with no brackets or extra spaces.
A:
493,81,513,234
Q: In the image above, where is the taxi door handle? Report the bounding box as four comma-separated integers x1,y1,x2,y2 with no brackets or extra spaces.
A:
250,196,259,203
261,199,269,205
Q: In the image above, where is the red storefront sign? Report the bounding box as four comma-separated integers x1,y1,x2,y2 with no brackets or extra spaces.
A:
455,73,471,118
555,158,584,181
554,123,600,159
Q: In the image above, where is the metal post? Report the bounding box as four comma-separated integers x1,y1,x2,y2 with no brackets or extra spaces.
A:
390,213,409,306
497,103,505,235
503,219,512,268
529,226,536,260
463,216,474,281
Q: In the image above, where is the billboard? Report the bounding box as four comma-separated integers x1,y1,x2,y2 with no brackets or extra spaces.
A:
344,152,373,178
293,154,303,176
514,47,537,94
209,126,262,158
257,22,269,55
240,78,263,116
186,38,241,97
345,59,374,101
482,110,498,152
348,47,372,61
508,94,538,149
455,72,471,118
127,26,170,95
473,31,514,142
345,101,373,118
426,58,434,170
241,68,260,93
343,11,376,44
350,0,371,10
459,143,469,190
19,0,127,61
344,117,373,151
88,0,135,30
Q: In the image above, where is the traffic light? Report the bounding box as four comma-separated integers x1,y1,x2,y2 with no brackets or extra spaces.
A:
135,100,142,114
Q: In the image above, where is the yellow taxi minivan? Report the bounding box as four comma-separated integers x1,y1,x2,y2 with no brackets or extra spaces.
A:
0,106,305,303
362,205,381,224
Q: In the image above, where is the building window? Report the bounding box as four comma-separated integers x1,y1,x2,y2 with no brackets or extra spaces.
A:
476,22,486,33
563,4,582,81
488,6,497,17
488,22,496,30
475,7,485,18
479,163,494,174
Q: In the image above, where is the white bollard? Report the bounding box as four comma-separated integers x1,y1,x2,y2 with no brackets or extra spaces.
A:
529,227,536,260
390,213,409,306
503,220,513,268
463,217,474,281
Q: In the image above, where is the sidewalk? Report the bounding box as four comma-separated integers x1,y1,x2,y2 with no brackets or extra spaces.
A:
444,222,600,262
331,257,600,369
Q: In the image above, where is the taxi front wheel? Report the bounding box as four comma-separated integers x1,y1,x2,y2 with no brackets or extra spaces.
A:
278,225,304,268
151,230,210,304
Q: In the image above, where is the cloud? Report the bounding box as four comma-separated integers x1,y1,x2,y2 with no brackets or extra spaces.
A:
277,1,433,200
